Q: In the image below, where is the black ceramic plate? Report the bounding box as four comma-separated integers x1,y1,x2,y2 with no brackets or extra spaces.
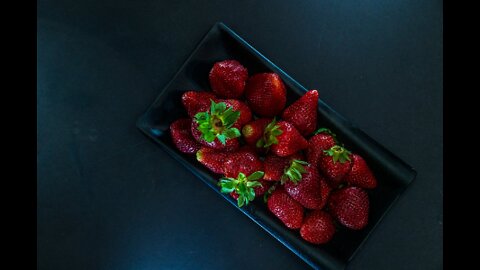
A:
136,22,416,270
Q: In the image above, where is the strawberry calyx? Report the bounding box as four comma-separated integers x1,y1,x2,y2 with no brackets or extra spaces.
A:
324,145,352,163
280,159,309,184
194,100,241,145
256,118,283,148
219,171,264,207
313,128,338,143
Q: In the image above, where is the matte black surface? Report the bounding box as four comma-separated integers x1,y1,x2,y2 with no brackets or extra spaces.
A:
37,1,443,270
137,22,416,270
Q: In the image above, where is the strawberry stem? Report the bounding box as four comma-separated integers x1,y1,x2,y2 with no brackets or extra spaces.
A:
280,159,309,185
256,118,282,148
194,100,241,145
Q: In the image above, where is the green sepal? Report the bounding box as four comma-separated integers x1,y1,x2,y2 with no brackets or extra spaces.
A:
313,127,339,143
323,145,352,163
280,159,309,184
263,183,279,203
193,100,241,145
218,171,264,207
256,118,283,148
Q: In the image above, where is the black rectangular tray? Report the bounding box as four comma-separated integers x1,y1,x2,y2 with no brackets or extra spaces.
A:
136,22,416,270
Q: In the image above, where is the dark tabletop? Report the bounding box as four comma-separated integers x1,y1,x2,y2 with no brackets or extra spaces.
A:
37,1,443,269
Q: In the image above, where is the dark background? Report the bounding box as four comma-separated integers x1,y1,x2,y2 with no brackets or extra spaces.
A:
37,0,443,269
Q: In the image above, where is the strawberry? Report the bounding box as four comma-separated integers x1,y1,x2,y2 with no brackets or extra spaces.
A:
244,73,287,117
328,186,369,230
241,118,272,145
267,188,304,229
191,100,242,150
209,60,248,98
169,118,201,154
318,145,352,187
256,120,308,157
282,90,319,136
221,99,252,129
223,151,263,178
196,147,227,174
181,91,218,117
300,210,335,244
263,152,305,181
284,166,327,209
219,151,265,207
344,154,377,189
306,128,337,168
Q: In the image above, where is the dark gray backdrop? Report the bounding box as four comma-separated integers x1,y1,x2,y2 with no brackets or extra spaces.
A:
37,0,443,269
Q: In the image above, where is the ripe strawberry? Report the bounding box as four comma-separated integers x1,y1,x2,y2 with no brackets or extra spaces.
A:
244,73,287,117
306,128,337,168
221,99,252,129
191,100,242,150
284,166,327,209
257,120,308,157
328,187,369,230
263,152,305,181
209,60,248,98
300,210,335,244
282,90,319,136
219,156,265,208
169,118,201,154
181,91,218,117
223,151,263,178
196,147,227,174
267,188,304,229
318,145,352,187
344,154,377,189
241,118,272,145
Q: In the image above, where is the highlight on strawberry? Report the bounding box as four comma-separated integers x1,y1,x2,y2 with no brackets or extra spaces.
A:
169,58,380,245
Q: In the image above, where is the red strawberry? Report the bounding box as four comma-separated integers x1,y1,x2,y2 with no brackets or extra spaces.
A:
267,188,304,229
181,91,218,117
244,73,287,117
282,90,319,136
241,118,272,145
170,118,201,154
219,152,264,207
263,152,304,181
306,128,337,168
284,166,326,209
221,99,252,129
191,100,242,151
328,187,369,230
223,151,263,178
267,121,308,157
191,121,240,151
196,147,227,174
318,145,352,187
209,60,248,99
300,210,335,244
344,154,377,189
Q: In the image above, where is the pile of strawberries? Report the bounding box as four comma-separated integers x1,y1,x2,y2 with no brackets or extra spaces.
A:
170,60,378,244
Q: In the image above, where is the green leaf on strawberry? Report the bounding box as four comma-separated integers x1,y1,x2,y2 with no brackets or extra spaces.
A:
194,100,241,145
324,145,352,163
256,118,283,148
281,159,309,185
313,128,339,143
218,171,264,207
